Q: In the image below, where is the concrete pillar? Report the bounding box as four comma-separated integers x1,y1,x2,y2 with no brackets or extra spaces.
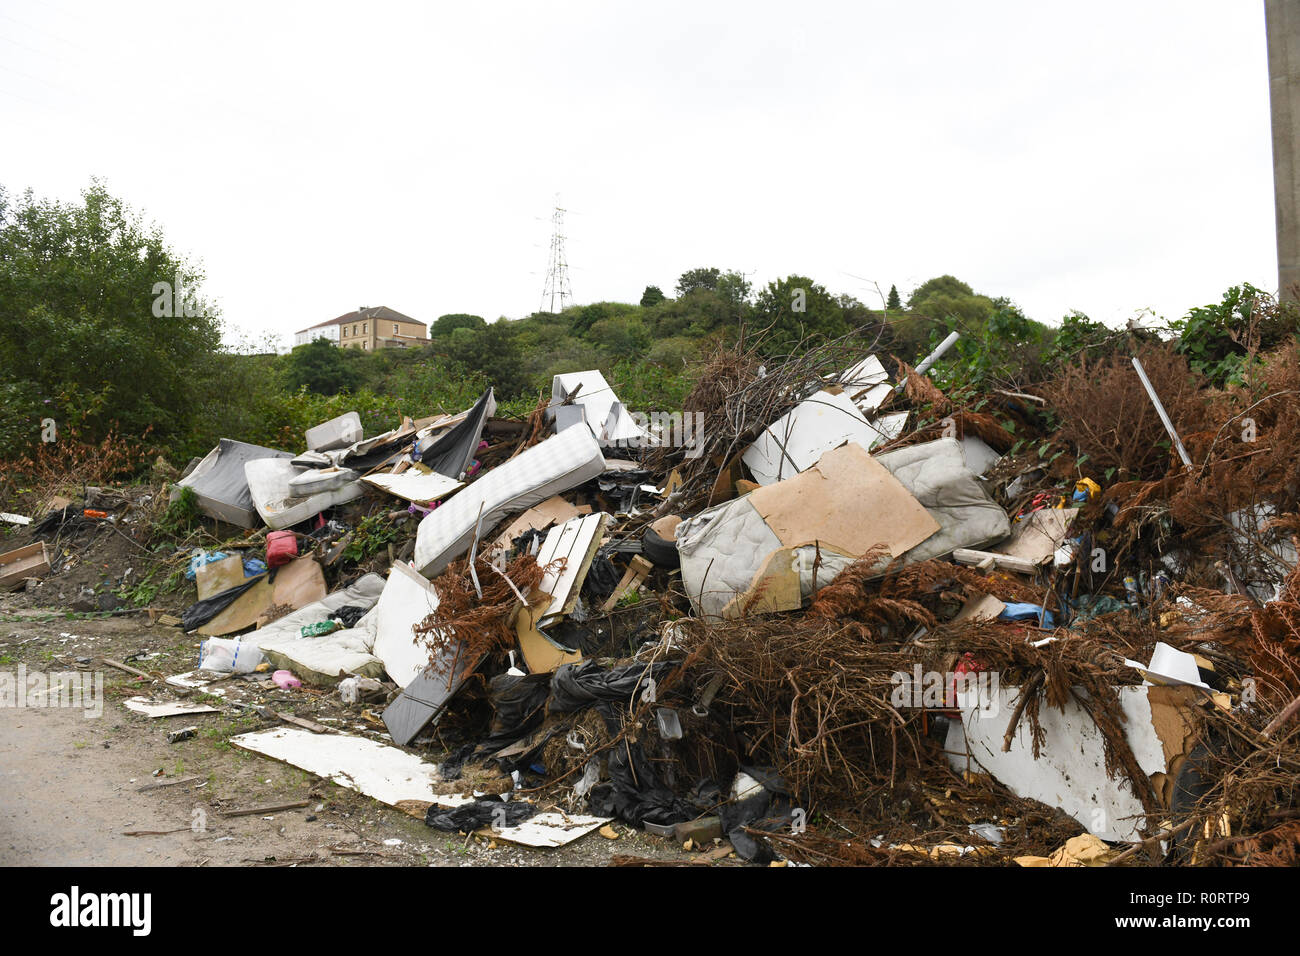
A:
1267,0,1300,301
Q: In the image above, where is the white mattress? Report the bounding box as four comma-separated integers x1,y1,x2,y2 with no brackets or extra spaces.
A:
244,458,365,530
414,424,607,578
872,438,1010,563
248,573,387,684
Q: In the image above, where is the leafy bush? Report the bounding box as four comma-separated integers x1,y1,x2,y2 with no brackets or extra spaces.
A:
0,181,222,454
1172,284,1300,387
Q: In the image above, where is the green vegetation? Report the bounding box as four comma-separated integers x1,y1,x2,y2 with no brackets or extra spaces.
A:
153,485,202,539
0,180,222,455
1171,283,1300,386
343,513,401,564
5,178,1299,489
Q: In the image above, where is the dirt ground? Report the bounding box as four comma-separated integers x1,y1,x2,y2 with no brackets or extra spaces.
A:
0,598,702,869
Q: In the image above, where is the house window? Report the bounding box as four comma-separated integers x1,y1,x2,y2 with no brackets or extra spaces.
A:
341,326,347,337
393,323,399,335
363,322,367,334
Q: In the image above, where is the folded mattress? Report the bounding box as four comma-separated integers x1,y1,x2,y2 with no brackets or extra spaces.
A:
414,424,607,578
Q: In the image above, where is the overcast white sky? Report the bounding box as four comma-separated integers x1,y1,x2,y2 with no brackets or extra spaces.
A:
0,1,1278,349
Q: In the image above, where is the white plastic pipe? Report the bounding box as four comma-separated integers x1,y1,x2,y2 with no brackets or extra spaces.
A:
894,330,960,392
1131,356,1193,469
915,330,961,376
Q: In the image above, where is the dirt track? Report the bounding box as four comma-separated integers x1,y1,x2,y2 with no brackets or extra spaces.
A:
0,604,692,868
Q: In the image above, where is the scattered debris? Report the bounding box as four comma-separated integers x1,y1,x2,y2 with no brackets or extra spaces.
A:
11,323,1300,868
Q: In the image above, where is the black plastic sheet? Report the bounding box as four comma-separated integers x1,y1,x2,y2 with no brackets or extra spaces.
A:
180,578,260,632
424,798,538,833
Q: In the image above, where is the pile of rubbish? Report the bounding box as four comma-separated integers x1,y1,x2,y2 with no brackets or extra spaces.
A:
11,327,1300,866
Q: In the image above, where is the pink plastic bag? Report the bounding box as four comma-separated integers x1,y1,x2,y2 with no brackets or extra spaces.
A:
272,669,302,689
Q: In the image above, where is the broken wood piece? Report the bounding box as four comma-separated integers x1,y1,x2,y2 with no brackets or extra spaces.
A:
220,799,311,819
951,549,1040,577
136,775,203,792
100,657,159,682
1261,692,1300,739
600,556,655,612
255,705,334,734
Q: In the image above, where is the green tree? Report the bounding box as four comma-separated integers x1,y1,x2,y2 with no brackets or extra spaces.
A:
588,314,651,359
282,338,362,395
752,275,847,354
675,267,722,297
1171,283,1300,385
431,313,486,337
907,275,975,308
715,270,753,310
907,275,995,329
442,320,530,398
886,284,902,311
0,180,222,452
640,285,666,307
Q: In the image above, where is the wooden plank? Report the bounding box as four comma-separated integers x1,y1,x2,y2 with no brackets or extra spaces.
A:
136,775,203,792
256,705,334,734
951,548,1040,576
220,799,310,819
100,657,159,682
601,556,654,612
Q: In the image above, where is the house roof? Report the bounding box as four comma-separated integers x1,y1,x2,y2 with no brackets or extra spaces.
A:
297,306,426,334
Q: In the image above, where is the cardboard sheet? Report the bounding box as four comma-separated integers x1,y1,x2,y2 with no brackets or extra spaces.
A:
361,469,463,505
196,578,274,636
195,555,250,602
749,442,938,556
165,672,227,695
492,811,610,848
677,443,939,619
514,597,582,674
835,354,892,414
952,592,1007,624
548,370,649,444
124,697,220,718
946,684,1197,842
255,556,327,628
